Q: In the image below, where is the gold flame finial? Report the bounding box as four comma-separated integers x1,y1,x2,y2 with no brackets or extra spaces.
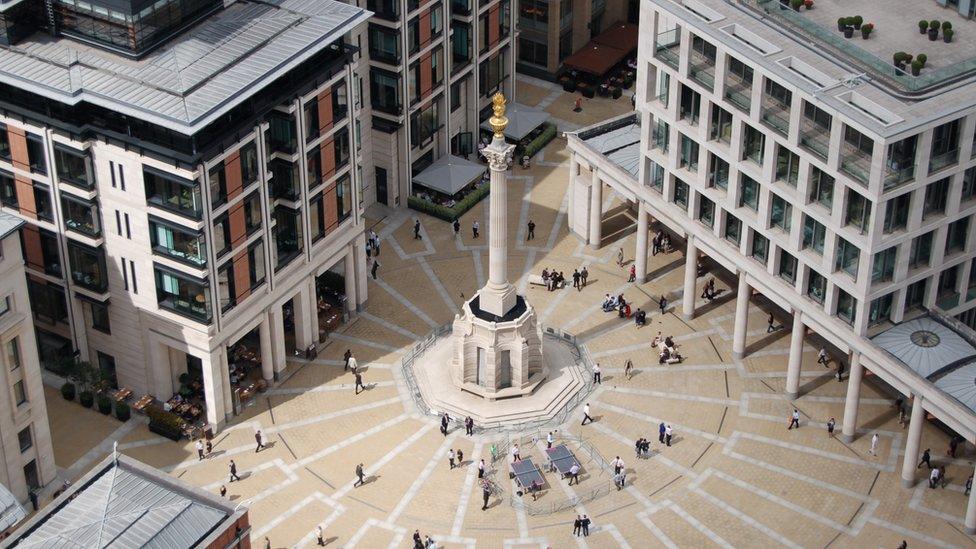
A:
489,92,508,138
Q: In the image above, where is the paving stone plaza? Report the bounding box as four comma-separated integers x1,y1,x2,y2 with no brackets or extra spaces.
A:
44,77,976,548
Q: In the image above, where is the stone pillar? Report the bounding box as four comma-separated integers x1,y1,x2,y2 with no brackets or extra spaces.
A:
568,156,578,236
293,286,312,350
478,120,517,318
732,273,750,360
966,461,976,534
270,306,287,375
201,349,228,430
149,340,174,399
635,201,649,283
344,248,358,315
682,236,697,320
259,315,274,383
588,170,603,248
785,311,804,400
354,232,368,308
901,396,925,488
841,352,863,443
219,348,233,418
307,279,320,343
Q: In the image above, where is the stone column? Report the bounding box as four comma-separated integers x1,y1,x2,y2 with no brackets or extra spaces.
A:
259,315,274,383
568,156,578,236
901,396,925,488
635,201,649,284
682,235,697,320
219,348,233,418
732,273,750,360
354,232,368,308
841,352,864,443
270,306,287,375
307,279,320,342
785,311,804,400
202,349,228,430
589,170,603,248
478,109,517,318
966,461,976,534
344,247,358,315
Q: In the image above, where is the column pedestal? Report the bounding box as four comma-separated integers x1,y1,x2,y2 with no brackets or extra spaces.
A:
901,397,925,488
635,202,649,283
732,274,750,360
259,315,273,383
682,236,697,321
841,352,863,443
785,312,804,400
344,248,358,316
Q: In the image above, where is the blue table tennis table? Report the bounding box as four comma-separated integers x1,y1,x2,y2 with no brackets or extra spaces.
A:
545,444,581,475
510,458,545,493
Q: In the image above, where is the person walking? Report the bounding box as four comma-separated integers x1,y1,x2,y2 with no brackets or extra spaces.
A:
354,370,366,394
817,347,829,366
929,467,941,489
440,413,450,436
196,439,205,460
612,456,624,475
414,219,422,239
481,480,491,510
465,416,474,436
592,363,601,384
659,295,668,315
580,267,589,288
229,460,241,482
966,475,973,496
918,448,932,469
343,349,352,370
316,525,325,546
255,430,265,453
826,418,836,438
219,485,226,497
836,360,845,382
949,437,960,458
659,422,666,444
354,463,365,487
628,265,636,283
665,424,673,447
453,219,461,236
511,443,520,462
870,433,880,456
581,403,593,425
478,459,485,479
547,431,554,449
263,537,271,549
457,449,464,465
581,515,591,536
625,359,634,380
448,449,456,469
614,470,626,490
371,258,380,280
206,440,213,456
767,313,776,333
527,220,535,240
370,230,380,256
572,269,581,290
472,221,480,238
568,463,580,485
788,409,800,430
573,516,582,537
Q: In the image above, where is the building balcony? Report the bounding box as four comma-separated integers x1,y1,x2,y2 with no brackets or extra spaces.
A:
840,152,871,186
654,30,680,70
688,52,715,89
884,163,915,190
760,105,789,136
937,291,961,311
799,127,829,160
723,82,751,113
929,148,960,174
651,128,669,153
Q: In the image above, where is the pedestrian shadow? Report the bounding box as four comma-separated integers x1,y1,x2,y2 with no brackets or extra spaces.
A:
796,372,835,399
666,436,683,446
237,471,254,481
229,494,241,501
691,290,734,318
207,450,227,459
257,441,277,452
320,536,339,546
362,474,380,486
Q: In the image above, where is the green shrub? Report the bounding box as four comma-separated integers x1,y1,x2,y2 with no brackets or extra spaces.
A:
919,20,928,31
147,407,185,441
942,22,952,31
96,394,112,415
790,0,802,9
852,15,863,27
917,54,927,66
929,20,940,30
408,183,490,222
79,390,94,408
523,123,558,159
115,401,130,422
944,28,954,41
61,382,75,401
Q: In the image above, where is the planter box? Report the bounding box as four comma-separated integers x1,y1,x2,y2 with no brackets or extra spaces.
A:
408,184,489,222
149,421,183,441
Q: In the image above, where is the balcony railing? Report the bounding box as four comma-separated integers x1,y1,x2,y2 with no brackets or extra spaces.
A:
840,152,871,186
688,51,715,89
724,82,751,112
929,148,960,174
799,127,829,160
654,30,680,70
656,91,669,108
761,106,789,135
652,129,669,152
884,164,915,190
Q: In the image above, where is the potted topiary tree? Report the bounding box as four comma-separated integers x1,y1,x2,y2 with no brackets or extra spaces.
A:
943,22,953,43
843,19,855,38
79,390,94,408
852,16,863,30
917,53,927,68
115,401,130,422
61,382,75,401
790,0,802,11
861,23,873,39
918,20,928,35
929,20,940,41
838,17,847,32
911,59,923,76
96,393,112,415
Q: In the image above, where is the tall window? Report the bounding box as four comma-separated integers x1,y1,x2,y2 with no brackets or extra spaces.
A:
872,247,896,282
770,194,791,232
709,105,732,143
5,337,20,370
144,168,202,219
751,232,769,264
808,167,834,209
945,217,969,255
908,231,934,269
802,216,826,254
368,24,400,64
807,270,826,303
370,68,402,115
698,196,714,228
845,190,870,233
725,214,742,244
54,146,95,189
672,179,689,208
775,146,799,187
883,192,911,233
834,237,860,278
741,124,765,165
26,134,46,175
739,175,759,210
923,177,949,219
836,290,856,325
779,250,797,284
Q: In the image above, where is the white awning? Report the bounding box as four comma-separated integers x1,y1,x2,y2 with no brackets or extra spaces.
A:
480,103,551,142
412,154,487,196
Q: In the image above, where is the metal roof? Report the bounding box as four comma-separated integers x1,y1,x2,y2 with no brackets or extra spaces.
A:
0,211,25,241
479,103,550,142
0,0,369,135
0,482,26,533
872,316,976,379
413,154,487,196
579,116,641,179
8,455,240,548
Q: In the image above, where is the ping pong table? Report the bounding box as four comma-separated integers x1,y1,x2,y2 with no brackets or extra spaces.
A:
510,458,545,493
545,444,581,475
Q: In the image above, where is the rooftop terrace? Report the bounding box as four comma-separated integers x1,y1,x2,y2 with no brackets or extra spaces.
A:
750,0,976,94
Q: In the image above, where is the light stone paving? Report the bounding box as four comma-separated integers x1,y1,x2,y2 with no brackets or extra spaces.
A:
42,76,976,548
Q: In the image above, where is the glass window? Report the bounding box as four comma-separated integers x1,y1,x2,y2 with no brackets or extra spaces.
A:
27,280,67,325
708,154,729,190
945,216,969,255
709,105,732,143
808,167,834,209
5,337,20,370
845,190,870,233
779,250,797,284
834,237,860,278
155,267,211,323
452,22,471,67
775,146,799,187
679,134,699,171
451,80,463,112
61,195,101,237
0,125,9,160
963,167,976,202
265,112,297,155
698,196,714,228
836,290,856,325
883,192,911,233
478,47,509,96
751,232,769,263
55,146,95,189
410,100,441,148
337,175,353,224
144,168,202,219
741,124,765,165
310,194,325,242
725,214,741,244
770,193,791,233
905,279,927,310
518,37,548,67
802,215,826,254
739,175,759,210
370,68,402,115
13,379,26,405
909,231,934,269
217,262,235,313
807,270,826,303
248,240,266,290
26,134,46,175
241,143,259,186
208,162,227,207
90,301,110,333
368,24,400,64
273,206,303,269
923,177,949,219
150,218,206,267
0,296,8,317
0,170,16,208
34,184,53,222
244,192,262,234
17,426,31,452
869,293,893,326
67,242,108,293
98,352,118,389
872,247,896,283
672,179,689,208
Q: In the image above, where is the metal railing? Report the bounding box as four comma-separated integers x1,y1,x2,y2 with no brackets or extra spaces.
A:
688,52,715,89
724,83,751,112
761,106,789,135
799,129,829,160
929,148,960,174
884,164,915,190
654,30,680,70
840,153,871,186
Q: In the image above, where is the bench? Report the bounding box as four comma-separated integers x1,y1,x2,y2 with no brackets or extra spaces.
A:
527,275,546,287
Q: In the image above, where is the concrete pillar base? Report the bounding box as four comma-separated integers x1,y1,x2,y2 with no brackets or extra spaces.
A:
966,526,976,535
732,351,744,360
683,312,694,321
840,434,855,444
785,391,798,401
902,478,915,489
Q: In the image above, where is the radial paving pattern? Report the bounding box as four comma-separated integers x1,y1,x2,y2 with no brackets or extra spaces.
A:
45,77,976,548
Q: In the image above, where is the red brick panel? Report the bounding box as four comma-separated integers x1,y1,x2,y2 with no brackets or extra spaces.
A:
232,250,251,302
225,151,243,201
323,183,338,235
317,88,334,134
228,203,247,249
205,515,252,549
22,225,44,272
15,175,36,219
420,53,433,99
488,6,499,48
320,137,336,181
420,10,432,49
7,127,29,172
